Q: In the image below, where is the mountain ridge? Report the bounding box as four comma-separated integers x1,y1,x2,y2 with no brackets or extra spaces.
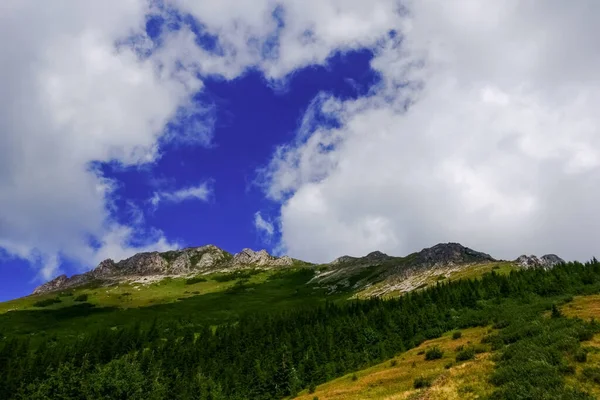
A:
32,245,298,295
32,242,565,296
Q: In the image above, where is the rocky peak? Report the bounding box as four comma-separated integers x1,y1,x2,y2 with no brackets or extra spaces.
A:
331,251,390,266
32,274,69,295
515,254,564,269
365,251,389,260
90,259,116,278
411,243,495,268
331,255,357,265
231,248,293,267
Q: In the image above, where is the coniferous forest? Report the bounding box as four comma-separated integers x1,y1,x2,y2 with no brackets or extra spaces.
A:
2,260,600,399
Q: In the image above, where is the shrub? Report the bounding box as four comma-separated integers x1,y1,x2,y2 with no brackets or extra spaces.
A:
74,294,88,302
390,359,397,367
444,362,453,369
417,350,425,355
575,349,588,363
452,331,462,340
425,346,444,360
351,374,358,382
551,304,563,319
456,347,476,362
33,298,61,307
582,367,600,384
308,383,316,394
473,345,486,354
559,364,576,375
313,397,319,400
185,276,208,285
413,376,433,389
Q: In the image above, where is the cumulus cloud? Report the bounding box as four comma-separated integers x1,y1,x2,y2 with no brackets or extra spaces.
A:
262,0,600,263
0,2,203,279
254,212,275,241
0,0,409,280
7,0,598,280
150,183,213,209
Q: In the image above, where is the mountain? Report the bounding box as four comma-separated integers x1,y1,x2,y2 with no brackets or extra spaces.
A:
515,253,565,269
314,242,500,296
32,242,563,298
33,245,298,295
3,240,591,400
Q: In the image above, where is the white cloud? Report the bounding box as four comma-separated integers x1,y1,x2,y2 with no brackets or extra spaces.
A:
165,0,404,79
254,212,275,240
0,0,416,280
0,2,204,278
262,0,600,263
150,183,213,209
7,0,599,280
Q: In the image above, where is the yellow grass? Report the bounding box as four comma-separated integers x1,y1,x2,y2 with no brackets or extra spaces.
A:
560,294,600,397
294,327,495,400
561,294,600,321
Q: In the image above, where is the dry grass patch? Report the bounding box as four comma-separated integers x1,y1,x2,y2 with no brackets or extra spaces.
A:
560,295,600,398
561,294,600,321
294,326,495,400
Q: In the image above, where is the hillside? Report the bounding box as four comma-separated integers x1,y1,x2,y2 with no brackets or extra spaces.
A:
2,242,591,400
0,243,564,339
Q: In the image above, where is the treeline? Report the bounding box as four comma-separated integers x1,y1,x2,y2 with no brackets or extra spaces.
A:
1,259,600,399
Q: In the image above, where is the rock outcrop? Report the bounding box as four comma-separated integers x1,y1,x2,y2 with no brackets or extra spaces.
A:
232,249,293,267
515,254,564,269
314,243,498,296
32,245,297,295
406,243,495,269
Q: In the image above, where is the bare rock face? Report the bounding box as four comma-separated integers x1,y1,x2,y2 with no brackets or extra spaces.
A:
231,248,293,267
32,244,296,295
331,255,358,265
32,275,69,295
409,243,495,268
515,254,564,269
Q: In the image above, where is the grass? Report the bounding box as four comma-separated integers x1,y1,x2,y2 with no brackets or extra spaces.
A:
561,294,600,321
293,326,495,400
560,295,600,398
0,268,344,340
356,262,516,299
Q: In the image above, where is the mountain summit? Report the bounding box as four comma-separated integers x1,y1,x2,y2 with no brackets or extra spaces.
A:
32,242,565,297
33,245,295,295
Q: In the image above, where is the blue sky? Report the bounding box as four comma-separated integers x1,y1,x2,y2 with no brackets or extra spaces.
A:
2,1,600,301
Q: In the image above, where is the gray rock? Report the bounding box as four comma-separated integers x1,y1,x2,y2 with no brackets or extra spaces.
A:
32,244,296,295
515,254,564,269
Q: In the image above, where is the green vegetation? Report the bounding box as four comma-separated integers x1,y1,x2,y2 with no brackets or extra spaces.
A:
424,346,444,360
74,294,88,302
184,276,207,285
0,268,332,340
3,260,600,399
413,376,433,389
452,330,462,339
455,346,476,362
32,297,62,307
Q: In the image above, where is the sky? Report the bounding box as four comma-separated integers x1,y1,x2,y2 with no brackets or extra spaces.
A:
1,0,600,301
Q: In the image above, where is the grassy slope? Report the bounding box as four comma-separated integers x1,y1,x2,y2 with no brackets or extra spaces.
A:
356,261,516,299
295,293,600,400
0,262,519,341
561,294,600,399
294,327,495,400
0,268,345,340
